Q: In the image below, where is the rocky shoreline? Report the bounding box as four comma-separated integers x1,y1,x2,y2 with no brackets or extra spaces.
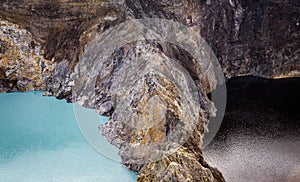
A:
1,1,299,181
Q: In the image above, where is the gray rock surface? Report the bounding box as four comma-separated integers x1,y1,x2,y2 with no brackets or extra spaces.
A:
0,1,299,181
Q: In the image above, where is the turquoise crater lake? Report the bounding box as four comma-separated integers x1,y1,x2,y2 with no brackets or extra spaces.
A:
0,91,137,182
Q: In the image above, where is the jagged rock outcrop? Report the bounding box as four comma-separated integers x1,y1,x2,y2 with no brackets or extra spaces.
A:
0,20,53,92
0,1,299,181
72,34,223,181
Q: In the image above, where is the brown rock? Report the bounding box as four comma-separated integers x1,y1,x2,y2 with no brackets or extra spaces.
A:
0,1,299,182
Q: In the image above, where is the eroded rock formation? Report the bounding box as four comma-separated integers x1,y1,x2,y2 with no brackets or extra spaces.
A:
0,20,53,92
0,1,299,181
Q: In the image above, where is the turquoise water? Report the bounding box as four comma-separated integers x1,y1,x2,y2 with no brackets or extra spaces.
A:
0,91,137,182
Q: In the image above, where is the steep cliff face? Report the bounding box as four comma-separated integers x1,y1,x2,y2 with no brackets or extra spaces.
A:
125,0,300,79
0,1,299,181
1,0,125,97
1,1,299,94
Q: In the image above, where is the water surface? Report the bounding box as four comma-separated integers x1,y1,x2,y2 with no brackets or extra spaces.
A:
204,77,300,182
0,91,137,182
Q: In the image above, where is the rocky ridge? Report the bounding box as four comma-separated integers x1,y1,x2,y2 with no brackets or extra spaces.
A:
0,1,299,181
